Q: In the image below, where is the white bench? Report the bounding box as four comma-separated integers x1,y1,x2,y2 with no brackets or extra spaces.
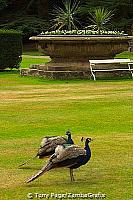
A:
89,59,133,80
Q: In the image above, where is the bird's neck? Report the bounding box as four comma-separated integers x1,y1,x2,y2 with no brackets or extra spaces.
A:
67,135,74,144
68,134,71,140
85,143,91,158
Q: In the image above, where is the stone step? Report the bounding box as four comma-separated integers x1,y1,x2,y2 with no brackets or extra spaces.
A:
47,66,72,71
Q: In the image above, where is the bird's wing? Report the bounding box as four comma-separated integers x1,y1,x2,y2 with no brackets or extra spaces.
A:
40,136,55,148
52,145,86,163
27,145,86,183
41,136,67,151
38,136,67,154
40,136,67,148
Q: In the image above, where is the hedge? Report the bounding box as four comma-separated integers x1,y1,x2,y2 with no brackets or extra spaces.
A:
0,29,22,70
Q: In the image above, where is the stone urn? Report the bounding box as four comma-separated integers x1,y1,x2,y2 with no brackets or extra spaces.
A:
21,35,133,79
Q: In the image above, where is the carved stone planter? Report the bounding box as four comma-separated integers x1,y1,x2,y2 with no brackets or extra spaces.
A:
20,35,133,79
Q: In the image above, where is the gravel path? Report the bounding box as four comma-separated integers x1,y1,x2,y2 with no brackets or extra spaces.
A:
22,55,50,59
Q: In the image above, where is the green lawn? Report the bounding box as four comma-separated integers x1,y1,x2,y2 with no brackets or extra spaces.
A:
115,51,133,59
0,71,133,200
21,56,50,69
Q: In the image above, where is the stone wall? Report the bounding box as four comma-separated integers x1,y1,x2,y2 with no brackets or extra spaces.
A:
20,68,91,80
20,67,132,80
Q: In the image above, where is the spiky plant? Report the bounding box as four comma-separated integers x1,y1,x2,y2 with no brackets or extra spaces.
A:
51,0,80,31
89,7,114,34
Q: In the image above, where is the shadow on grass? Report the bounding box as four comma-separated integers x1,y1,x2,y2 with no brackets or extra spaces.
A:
18,166,41,170
0,69,19,74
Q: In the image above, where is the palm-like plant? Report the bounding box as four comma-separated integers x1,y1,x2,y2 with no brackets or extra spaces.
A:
51,0,80,31
89,7,114,34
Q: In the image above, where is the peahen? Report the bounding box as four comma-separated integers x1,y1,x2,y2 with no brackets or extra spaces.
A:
26,137,91,183
19,131,74,167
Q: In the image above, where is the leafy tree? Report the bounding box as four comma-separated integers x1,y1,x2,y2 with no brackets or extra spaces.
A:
0,0,7,10
0,0,49,40
0,0,132,39
6,0,49,18
0,16,49,40
25,0,49,18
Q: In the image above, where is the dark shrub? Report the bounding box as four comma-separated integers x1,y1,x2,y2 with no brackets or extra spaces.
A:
0,29,22,70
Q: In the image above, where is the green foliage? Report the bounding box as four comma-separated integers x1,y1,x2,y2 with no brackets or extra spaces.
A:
0,0,132,38
0,16,49,40
88,7,114,34
83,0,133,12
51,0,81,31
0,29,22,70
0,0,7,10
82,0,133,32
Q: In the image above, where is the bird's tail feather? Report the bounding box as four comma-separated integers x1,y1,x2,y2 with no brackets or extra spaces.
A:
26,161,52,183
18,155,37,168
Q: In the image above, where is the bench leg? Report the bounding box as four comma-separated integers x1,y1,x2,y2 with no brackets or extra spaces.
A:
131,71,133,78
90,65,96,80
130,70,133,79
128,64,133,79
91,71,96,81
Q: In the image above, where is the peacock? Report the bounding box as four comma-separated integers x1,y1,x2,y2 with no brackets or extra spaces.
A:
37,130,74,158
26,137,91,183
19,131,74,167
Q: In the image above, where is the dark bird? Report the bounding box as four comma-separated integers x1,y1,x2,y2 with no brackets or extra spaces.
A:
26,137,91,183
19,131,74,167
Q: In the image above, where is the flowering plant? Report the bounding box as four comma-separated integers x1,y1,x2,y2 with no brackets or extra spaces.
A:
40,29,125,36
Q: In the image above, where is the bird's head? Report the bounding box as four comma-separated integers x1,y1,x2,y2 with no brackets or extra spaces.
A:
66,130,71,136
81,137,92,144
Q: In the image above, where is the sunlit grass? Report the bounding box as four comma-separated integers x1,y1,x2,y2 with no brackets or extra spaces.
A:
21,56,50,69
0,71,133,200
115,51,133,59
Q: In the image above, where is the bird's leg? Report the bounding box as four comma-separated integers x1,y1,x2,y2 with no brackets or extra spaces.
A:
70,169,75,181
71,169,75,181
70,168,72,181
